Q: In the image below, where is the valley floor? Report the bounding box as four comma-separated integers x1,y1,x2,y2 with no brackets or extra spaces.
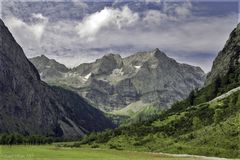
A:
0,145,230,160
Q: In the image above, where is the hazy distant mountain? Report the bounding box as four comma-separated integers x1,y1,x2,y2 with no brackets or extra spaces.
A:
30,49,206,112
30,55,69,81
0,19,114,139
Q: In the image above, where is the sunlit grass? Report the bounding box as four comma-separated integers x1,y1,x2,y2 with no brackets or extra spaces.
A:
0,145,203,160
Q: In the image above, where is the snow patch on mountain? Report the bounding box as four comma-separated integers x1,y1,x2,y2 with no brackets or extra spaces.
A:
134,65,141,69
83,73,92,81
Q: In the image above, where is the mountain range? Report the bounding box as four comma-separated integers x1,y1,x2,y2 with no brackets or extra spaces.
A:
30,49,206,114
0,19,114,139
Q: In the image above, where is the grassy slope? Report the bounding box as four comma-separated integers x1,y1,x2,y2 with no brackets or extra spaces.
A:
112,101,155,116
0,145,202,160
75,88,240,158
107,101,160,126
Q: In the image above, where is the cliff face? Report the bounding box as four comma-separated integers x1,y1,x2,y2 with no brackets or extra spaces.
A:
31,49,205,112
0,19,114,138
206,24,240,86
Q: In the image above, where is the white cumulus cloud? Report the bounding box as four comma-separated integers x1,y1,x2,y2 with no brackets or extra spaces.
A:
5,13,48,41
76,6,139,41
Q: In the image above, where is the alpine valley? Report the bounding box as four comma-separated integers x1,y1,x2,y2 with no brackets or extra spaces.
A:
0,5,239,160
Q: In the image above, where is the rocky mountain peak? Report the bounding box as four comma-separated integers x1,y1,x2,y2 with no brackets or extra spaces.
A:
92,53,123,75
130,48,167,59
103,53,122,59
40,54,49,60
151,48,167,57
123,49,173,70
98,53,123,65
30,55,69,73
153,48,160,52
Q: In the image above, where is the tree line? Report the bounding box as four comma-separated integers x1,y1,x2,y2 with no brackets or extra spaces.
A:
0,134,54,145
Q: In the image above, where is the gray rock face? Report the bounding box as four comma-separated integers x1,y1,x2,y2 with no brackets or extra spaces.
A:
206,24,240,85
30,55,69,81
0,19,114,138
31,48,206,112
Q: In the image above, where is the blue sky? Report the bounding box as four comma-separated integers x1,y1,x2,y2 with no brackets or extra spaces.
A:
1,0,239,72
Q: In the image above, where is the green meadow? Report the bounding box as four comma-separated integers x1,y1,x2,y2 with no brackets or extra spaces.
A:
0,145,209,160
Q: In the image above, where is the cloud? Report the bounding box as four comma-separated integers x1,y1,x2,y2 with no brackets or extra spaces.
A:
5,13,48,41
32,13,48,21
76,6,139,41
71,0,88,8
143,10,175,26
76,1,192,40
144,0,162,3
0,0,3,18
163,0,192,17
174,3,192,17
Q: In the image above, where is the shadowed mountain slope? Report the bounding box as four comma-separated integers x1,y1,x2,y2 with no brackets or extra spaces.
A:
0,19,114,139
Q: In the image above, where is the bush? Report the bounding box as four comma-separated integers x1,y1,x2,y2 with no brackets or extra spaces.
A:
71,143,81,148
0,134,54,145
109,144,122,150
91,144,100,148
